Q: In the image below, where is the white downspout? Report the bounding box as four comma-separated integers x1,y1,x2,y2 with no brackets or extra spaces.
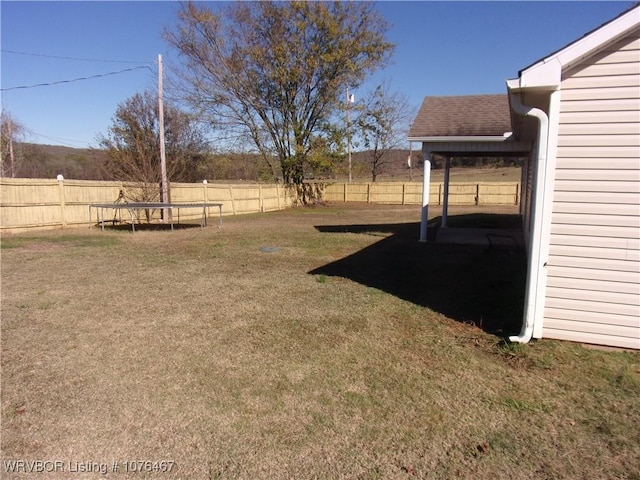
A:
508,92,549,344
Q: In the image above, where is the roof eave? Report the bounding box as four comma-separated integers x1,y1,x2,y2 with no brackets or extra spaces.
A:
407,135,512,143
515,4,639,90
512,61,562,91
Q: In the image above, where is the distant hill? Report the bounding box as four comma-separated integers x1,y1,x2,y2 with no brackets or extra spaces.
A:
10,143,110,180
6,143,520,182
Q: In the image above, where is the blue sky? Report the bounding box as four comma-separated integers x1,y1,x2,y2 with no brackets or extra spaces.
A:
1,1,632,148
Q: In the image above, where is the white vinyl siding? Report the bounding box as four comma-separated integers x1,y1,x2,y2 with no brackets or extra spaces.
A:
544,30,640,349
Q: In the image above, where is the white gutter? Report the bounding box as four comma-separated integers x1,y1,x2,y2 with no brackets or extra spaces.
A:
407,135,511,143
507,91,549,344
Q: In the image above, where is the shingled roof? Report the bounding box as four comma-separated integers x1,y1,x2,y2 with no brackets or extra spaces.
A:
408,94,511,138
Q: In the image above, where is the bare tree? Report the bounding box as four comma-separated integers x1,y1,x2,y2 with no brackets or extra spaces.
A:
98,91,208,203
1,110,25,178
165,1,394,198
356,83,415,182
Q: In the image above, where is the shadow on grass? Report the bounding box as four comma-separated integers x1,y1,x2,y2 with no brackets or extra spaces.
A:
309,214,527,337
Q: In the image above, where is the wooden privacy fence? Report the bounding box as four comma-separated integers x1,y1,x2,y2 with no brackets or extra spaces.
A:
0,178,293,233
1,178,520,232
322,182,520,206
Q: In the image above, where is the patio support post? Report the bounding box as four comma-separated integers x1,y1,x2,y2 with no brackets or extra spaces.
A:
442,156,451,228
419,149,432,242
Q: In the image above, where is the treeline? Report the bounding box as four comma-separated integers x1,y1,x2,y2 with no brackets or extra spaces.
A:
7,143,520,182
11,143,109,180
8,143,276,182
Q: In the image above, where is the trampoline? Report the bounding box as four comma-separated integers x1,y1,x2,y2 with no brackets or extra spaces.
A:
89,202,223,232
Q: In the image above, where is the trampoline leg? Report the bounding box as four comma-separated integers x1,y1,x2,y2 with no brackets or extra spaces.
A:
130,209,136,232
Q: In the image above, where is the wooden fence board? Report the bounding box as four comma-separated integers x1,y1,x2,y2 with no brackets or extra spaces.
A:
322,182,520,206
1,178,519,232
0,178,294,232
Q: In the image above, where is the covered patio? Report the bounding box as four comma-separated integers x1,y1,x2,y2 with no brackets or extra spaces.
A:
408,94,530,242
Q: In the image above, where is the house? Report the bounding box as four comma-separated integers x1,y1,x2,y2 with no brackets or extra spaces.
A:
409,4,639,349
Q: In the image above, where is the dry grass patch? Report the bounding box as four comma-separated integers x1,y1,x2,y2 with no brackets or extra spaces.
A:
1,204,638,479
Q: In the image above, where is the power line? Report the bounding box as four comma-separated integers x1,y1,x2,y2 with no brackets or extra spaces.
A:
27,130,94,149
1,49,154,65
1,65,154,91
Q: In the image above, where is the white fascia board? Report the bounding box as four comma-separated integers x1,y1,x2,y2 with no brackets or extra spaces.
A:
517,5,639,90
407,136,510,143
557,7,639,70
518,59,562,90
506,78,521,92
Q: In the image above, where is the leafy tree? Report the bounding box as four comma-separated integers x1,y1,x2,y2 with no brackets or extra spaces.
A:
165,1,393,199
98,90,207,202
356,83,415,182
1,110,25,178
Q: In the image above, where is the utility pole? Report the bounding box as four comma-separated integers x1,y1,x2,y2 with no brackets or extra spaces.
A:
158,54,169,217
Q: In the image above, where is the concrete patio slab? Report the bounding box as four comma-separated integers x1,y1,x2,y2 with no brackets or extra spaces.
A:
434,227,524,248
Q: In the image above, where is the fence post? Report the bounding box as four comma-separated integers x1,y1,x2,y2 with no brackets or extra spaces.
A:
367,183,371,203
475,183,480,205
202,180,209,217
229,185,237,214
402,183,406,205
57,174,67,228
259,185,264,212
344,183,348,203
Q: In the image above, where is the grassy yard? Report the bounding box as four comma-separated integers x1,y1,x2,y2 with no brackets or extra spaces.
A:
1,204,638,480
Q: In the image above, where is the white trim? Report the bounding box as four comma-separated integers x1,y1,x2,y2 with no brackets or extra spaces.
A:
408,135,510,143
506,78,520,90
412,139,531,154
514,5,639,90
507,92,550,344
419,150,432,243
520,59,562,90
532,89,562,339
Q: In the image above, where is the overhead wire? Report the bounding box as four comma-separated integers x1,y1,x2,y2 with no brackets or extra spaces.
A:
1,49,154,65
27,130,94,148
1,65,155,91
1,48,159,144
